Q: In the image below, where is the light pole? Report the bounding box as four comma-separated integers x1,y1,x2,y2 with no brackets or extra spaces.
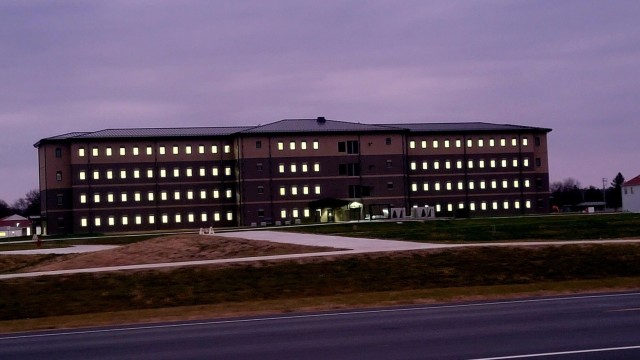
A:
602,177,607,208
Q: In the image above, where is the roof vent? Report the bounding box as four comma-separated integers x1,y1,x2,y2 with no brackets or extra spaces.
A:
316,116,326,124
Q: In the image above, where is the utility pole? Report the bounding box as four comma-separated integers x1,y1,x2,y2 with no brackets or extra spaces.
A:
602,177,607,208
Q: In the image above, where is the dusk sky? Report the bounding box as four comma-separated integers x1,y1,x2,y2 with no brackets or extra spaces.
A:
1,0,639,204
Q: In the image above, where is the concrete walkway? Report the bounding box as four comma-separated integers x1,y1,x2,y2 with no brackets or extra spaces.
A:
0,245,119,255
2,230,640,280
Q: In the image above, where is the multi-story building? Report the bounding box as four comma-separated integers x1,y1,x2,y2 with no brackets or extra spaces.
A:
35,117,551,235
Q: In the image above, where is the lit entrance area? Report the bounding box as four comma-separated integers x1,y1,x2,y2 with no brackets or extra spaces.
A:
310,198,363,223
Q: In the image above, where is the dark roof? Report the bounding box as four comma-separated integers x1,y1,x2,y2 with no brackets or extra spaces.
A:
623,175,640,187
389,122,552,133
240,118,402,134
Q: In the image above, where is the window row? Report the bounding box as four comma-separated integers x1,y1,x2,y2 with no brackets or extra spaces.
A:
79,188,235,204
78,144,232,157
274,185,322,196
409,157,538,171
409,136,538,150
259,208,312,219
427,199,534,212
78,166,233,181
411,179,533,192
79,211,234,227
277,162,321,174
275,140,320,151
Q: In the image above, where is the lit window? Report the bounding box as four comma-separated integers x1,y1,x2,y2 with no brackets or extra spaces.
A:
446,182,452,191
214,212,220,221
491,180,497,189
212,167,219,176
456,160,463,169
107,193,114,203
492,201,498,210
303,186,309,195
119,147,126,156
314,185,321,194
301,141,307,150
524,179,531,188
411,183,418,192
135,215,142,225
512,138,517,146
523,158,530,167
94,217,102,227
512,159,518,167
224,145,231,153
149,215,155,224
159,146,166,155
120,169,127,179
458,202,465,209
514,180,520,188
226,211,233,221
480,180,486,189
133,169,140,178
290,141,296,150
290,163,297,173
93,193,101,203
410,162,417,170
160,168,167,178
134,192,141,202
160,191,167,201
409,140,416,149
213,190,219,199
470,202,476,211
501,159,507,168
278,164,285,173
479,160,485,168
161,214,168,224
201,213,208,222
280,186,286,196
432,140,439,148
313,140,319,150
423,183,429,191
121,193,128,202
456,139,462,148
106,147,112,156
490,160,496,168
92,147,99,157
478,139,484,147
422,161,428,170
175,214,181,223
502,180,508,189
146,146,153,155
444,140,450,148
467,160,473,169
468,181,475,190
199,167,205,176
466,139,472,148
226,189,232,198
457,181,464,190
174,191,180,200
122,216,129,225
200,190,206,199
80,194,87,203
225,167,231,176
211,145,218,154
81,217,88,227
304,208,310,217
503,201,509,210
314,163,320,172
78,148,85,157
172,146,179,155
93,170,100,180
525,200,532,209
185,145,192,154
447,204,453,212
198,145,205,154
434,182,441,191
302,163,308,172
433,161,440,170
481,202,487,210
522,138,529,146
186,168,193,177
291,186,298,195
187,190,194,200
280,209,287,219
292,209,299,218
421,140,427,149
148,192,155,201
436,204,442,212
130,146,138,156
515,201,521,209
489,139,495,147
147,169,154,178
188,213,195,223
173,168,179,178
500,138,506,147
445,161,451,169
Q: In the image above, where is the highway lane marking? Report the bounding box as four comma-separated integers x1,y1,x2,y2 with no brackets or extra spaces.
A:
468,344,640,359
1,291,640,341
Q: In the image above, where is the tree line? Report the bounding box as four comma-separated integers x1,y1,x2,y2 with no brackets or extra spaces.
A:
550,172,625,210
0,189,41,219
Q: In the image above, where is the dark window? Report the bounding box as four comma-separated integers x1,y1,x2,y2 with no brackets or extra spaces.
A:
387,182,394,189
339,163,360,176
256,141,262,149
535,137,541,146
257,209,265,217
535,158,541,167
55,148,62,158
56,194,63,205
56,171,62,181
537,199,545,208
338,141,359,154
386,160,393,168
349,185,371,198
257,186,264,194
385,138,391,145
256,163,263,171
536,178,543,189
57,217,65,228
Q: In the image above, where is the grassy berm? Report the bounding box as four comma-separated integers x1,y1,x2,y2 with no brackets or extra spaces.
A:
2,244,640,323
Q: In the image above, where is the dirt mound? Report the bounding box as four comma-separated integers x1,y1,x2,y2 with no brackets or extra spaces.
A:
22,234,337,272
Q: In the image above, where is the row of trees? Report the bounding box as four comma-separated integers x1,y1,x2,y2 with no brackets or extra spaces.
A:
550,172,625,210
0,189,41,219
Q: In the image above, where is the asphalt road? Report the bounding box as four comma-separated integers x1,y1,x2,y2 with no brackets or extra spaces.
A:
2,292,640,360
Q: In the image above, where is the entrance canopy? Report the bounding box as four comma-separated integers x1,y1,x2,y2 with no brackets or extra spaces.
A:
309,197,350,210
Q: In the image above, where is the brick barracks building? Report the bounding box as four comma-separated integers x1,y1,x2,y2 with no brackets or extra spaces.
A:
35,117,551,235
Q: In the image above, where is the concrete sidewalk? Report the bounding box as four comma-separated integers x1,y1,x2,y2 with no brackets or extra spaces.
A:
2,230,640,280
0,245,119,255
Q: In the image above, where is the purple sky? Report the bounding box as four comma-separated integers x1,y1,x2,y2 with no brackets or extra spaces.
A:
1,0,639,203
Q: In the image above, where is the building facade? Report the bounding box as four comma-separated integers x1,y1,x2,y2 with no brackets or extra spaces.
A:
622,174,640,213
35,118,552,235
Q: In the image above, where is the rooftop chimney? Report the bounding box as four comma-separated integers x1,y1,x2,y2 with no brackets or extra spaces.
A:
317,116,326,124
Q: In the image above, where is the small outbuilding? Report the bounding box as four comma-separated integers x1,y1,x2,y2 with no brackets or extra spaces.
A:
0,214,33,238
622,174,640,213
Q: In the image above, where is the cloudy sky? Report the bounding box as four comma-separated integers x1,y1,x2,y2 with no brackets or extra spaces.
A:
1,0,639,203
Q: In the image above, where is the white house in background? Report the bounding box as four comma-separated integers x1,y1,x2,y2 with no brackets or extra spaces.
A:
0,214,32,238
622,174,640,213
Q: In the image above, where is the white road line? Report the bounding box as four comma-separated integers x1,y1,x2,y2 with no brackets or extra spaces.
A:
1,291,639,341
469,345,640,359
